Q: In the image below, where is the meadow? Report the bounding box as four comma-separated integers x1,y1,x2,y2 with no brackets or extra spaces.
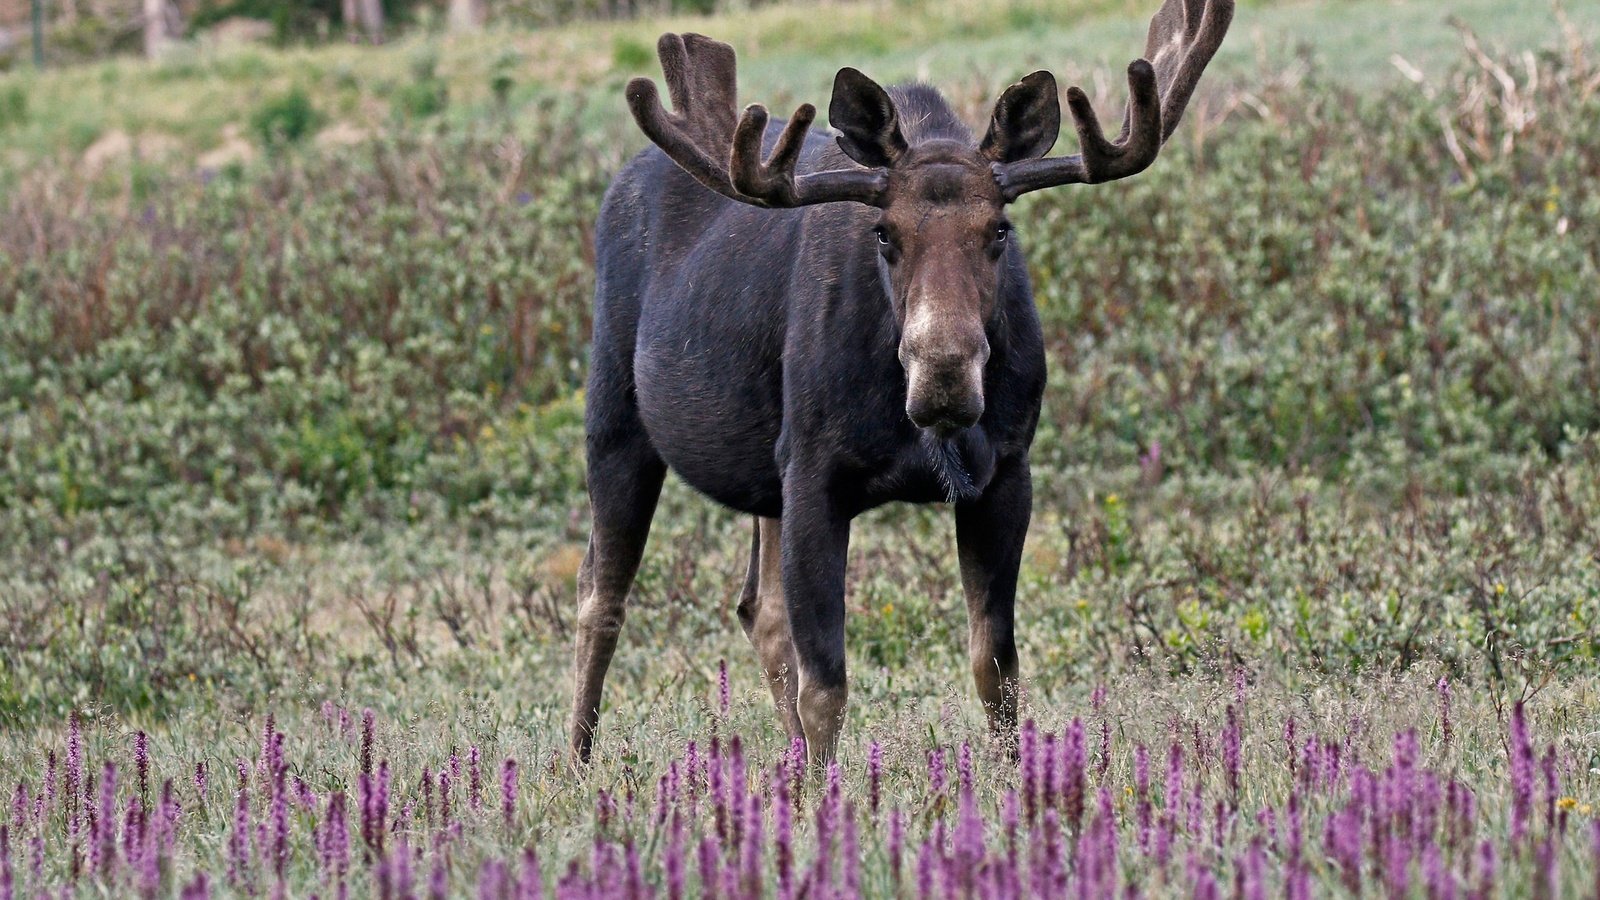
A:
2,0,1600,894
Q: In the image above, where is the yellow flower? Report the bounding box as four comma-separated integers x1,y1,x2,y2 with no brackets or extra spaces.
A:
1558,796,1578,810
480,424,497,441
188,672,197,681
1580,803,1593,816
882,603,894,616
1075,599,1090,611
1494,582,1507,596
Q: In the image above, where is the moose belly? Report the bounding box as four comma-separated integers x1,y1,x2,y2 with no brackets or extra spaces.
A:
633,342,785,517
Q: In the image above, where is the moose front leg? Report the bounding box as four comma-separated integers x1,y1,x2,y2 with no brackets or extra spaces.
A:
780,478,853,769
955,456,1031,744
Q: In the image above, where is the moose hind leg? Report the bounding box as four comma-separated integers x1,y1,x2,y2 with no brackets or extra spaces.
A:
955,457,1031,745
568,424,666,766
736,517,804,739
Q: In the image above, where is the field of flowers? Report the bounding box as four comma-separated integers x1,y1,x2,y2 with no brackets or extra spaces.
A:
4,674,1599,896
3,0,1600,896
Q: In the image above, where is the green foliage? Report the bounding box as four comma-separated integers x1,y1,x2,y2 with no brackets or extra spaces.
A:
611,34,654,72
2,30,1600,726
0,83,27,130
394,45,449,120
250,85,323,146
489,48,522,109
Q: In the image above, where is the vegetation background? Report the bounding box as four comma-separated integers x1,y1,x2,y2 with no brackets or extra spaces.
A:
1,0,1599,894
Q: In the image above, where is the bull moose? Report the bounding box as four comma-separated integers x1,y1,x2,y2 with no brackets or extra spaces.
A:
570,0,1235,766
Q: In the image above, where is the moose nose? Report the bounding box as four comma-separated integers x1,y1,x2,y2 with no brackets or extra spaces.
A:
906,386,984,436
902,344,988,436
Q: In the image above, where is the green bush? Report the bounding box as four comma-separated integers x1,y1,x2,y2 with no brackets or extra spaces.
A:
250,85,322,146
0,84,27,130
394,45,449,120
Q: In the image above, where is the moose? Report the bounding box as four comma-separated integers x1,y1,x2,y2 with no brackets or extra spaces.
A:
570,0,1235,767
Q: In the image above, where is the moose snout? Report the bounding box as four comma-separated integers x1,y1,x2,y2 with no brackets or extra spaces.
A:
901,336,989,436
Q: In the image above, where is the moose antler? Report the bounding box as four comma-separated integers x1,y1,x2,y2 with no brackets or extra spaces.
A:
626,33,888,208
993,0,1234,200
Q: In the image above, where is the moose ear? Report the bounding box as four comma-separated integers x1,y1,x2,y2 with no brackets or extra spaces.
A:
829,67,907,168
980,71,1060,163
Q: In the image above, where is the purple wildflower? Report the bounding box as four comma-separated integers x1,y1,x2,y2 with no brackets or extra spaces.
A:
134,731,150,801
868,741,883,816
841,802,861,899
228,762,252,890
696,833,717,898
518,848,541,898
717,659,730,717
2,825,13,900
1139,440,1163,483
1222,705,1242,807
1591,820,1600,900
1324,805,1362,893
319,791,349,878
1539,745,1558,831
1535,836,1557,897
774,775,793,900
927,747,947,800
429,857,449,900
888,807,905,889
1092,692,1111,780
468,746,483,812
738,788,763,897
8,784,24,832
360,709,375,777
1475,839,1497,898
477,860,508,899
66,714,83,835
1062,719,1086,833
1509,703,1534,844
180,872,211,900
915,837,936,900
501,758,518,827
93,762,116,876
1437,677,1453,747
1019,720,1039,823
1240,837,1266,900
424,763,442,829
44,751,58,813
1187,851,1218,900
664,811,685,900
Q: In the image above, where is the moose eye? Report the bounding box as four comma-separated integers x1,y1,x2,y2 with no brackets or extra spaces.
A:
994,223,1011,243
873,226,890,246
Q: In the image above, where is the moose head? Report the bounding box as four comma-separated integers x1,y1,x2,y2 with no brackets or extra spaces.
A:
626,0,1234,436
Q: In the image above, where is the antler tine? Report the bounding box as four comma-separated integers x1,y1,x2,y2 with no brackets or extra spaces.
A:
993,0,1234,200
1147,0,1235,143
627,33,888,209
625,34,744,203
732,103,889,207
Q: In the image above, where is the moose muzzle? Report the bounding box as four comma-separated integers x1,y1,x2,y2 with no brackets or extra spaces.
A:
900,322,989,436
